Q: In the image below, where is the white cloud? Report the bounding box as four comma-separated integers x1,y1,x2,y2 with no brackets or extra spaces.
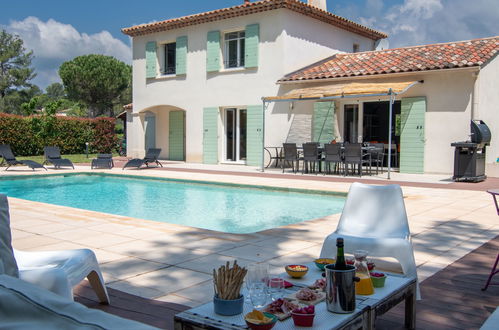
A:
3,16,131,89
333,0,499,48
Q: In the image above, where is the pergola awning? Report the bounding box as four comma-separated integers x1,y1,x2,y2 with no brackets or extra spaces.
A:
263,81,420,102
260,80,424,179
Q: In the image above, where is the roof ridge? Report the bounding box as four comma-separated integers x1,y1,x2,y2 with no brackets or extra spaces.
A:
337,35,499,57
121,0,387,40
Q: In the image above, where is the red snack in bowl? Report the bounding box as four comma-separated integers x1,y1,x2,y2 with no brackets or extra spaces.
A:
370,272,385,278
291,305,315,327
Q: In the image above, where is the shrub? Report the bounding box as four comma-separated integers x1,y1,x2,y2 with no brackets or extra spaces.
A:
0,114,117,156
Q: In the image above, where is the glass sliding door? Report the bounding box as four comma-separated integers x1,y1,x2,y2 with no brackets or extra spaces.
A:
224,108,247,162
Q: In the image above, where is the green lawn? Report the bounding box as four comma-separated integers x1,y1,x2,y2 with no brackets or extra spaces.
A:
18,153,118,164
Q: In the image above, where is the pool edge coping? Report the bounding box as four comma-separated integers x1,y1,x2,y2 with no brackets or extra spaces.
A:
0,172,348,198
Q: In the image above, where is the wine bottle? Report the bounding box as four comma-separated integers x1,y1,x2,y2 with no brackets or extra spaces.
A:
335,237,347,270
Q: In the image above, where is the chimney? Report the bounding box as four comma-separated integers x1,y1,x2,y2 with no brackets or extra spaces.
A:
307,0,327,11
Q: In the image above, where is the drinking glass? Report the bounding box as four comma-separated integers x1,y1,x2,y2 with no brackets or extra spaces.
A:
246,263,269,302
249,283,268,309
268,277,284,301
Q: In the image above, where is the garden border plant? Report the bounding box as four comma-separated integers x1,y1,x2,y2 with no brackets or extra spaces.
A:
0,113,117,156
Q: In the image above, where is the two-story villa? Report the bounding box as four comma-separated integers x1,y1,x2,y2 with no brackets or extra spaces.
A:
122,0,386,166
122,0,499,176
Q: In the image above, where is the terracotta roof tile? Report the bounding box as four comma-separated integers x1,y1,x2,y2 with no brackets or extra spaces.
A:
121,0,386,40
281,36,499,82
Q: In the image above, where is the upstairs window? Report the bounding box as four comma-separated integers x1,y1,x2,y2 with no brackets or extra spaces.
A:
353,43,360,53
164,42,176,75
224,31,245,68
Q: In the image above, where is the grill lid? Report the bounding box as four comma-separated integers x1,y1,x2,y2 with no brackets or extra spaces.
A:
470,120,491,145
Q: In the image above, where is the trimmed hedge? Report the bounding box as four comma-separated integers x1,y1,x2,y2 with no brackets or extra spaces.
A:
0,114,117,156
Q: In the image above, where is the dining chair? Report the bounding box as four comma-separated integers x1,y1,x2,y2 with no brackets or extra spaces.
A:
369,143,385,174
282,143,300,174
323,143,343,175
302,143,320,175
343,143,370,177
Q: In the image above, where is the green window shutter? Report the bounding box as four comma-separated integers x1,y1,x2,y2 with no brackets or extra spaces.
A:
246,105,264,166
245,24,259,68
169,111,185,161
175,36,188,75
144,113,156,149
312,102,335,144
206,31,220,72
145,41,157,78
203,107,219,164
400,97,426,174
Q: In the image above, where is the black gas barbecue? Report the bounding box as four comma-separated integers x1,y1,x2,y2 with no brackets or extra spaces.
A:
451,120,491,182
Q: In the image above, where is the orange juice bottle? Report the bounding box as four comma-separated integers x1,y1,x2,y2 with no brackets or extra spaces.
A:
355,275,374,295
353,250,374,295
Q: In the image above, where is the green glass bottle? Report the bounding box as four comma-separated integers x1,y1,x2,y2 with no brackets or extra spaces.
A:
335,237,347,270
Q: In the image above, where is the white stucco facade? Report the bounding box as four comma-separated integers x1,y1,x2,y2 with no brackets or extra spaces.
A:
128,8,376,162
127,3,497,177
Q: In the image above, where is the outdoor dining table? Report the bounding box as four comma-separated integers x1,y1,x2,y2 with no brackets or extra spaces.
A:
174,262,417,330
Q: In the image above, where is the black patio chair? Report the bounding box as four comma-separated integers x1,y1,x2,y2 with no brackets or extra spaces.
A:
0,144,46,171
369,143,385,174
91,154,114,169
282,143,301,174
43,146,74,169
323,143,343,175
122,148,162,170
302,143,320,175
343,143,370,177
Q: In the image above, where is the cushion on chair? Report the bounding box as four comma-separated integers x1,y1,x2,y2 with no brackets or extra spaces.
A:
0,194,19,277
0,274,156,329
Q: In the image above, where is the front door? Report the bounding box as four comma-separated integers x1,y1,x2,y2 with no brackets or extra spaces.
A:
344,104,359,143
169,111,185,161
224,108,247,162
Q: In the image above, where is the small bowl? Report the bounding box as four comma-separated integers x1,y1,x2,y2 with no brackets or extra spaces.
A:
314,258,335,270
370,272,387,288
291,312,315,327
285,265,309,278
245,312,277,330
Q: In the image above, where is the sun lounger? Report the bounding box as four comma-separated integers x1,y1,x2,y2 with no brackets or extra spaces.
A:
0,144,46,171
43,146,74,169
122,148,162,170
91,154,114,169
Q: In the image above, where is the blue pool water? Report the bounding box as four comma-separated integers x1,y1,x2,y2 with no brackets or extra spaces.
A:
0,175,345,234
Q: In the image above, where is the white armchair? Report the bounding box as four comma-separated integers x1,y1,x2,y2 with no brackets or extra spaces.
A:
320,182,420,299
14,248,110,304
0,194,109,303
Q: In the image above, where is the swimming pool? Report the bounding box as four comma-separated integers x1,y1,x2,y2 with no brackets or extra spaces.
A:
0,174,345,234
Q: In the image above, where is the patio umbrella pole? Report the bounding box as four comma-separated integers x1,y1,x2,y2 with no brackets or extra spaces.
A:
387,91,394,180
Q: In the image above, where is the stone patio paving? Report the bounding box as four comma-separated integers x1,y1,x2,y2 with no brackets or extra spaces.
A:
3,165,498,308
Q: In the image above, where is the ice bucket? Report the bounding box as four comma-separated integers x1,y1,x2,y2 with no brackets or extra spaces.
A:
325,264,358,314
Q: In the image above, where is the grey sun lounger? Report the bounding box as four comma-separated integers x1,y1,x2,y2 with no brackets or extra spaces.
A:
0,144,46,171
91,154,114,169
43,146,74,169
122,148,162,170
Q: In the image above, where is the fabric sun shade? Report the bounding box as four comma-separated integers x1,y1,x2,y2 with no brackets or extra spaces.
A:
263,81,418,101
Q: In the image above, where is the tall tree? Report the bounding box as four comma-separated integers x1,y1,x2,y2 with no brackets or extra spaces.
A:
0,30,37,113
59,54,131,117
45,82,65,100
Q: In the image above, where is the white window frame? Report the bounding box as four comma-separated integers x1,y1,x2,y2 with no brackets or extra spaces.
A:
223,30,245,69
223,107,247,163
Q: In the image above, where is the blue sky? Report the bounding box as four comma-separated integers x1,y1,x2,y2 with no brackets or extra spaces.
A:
1,0,497,89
